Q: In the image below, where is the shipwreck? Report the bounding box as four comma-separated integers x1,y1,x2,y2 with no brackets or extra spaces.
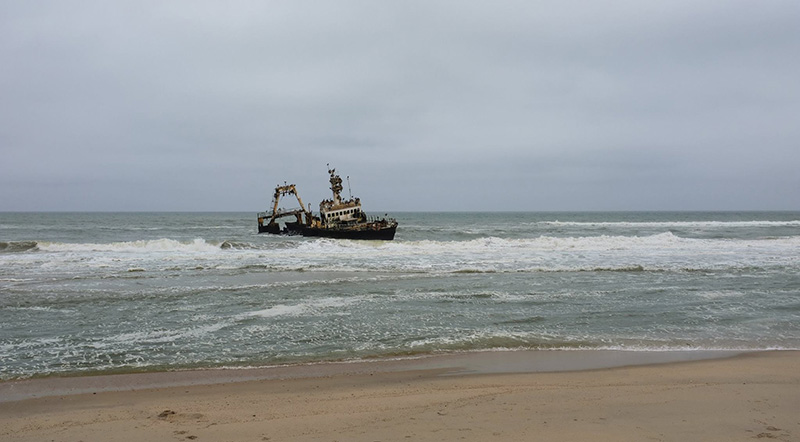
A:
257,167,398,240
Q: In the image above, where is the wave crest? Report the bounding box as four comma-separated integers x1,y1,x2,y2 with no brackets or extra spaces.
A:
37,238,222,253
0,241,39,253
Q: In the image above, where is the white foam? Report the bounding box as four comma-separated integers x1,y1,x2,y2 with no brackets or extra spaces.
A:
38,238,221,253
4,306,75,314
238,296,361,320
243,304,307,318
104,321,232,345
10,232,800,279
695,290,744,299
541,220,800,228
373,232,690,255
239,232,800,274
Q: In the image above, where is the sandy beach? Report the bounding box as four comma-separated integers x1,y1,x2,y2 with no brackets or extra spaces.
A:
1,350,798,441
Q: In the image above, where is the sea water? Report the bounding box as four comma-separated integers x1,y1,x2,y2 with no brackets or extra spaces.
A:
1,211,798,380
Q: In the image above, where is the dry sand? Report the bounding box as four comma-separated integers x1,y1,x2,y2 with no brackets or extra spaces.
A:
1,351,798,441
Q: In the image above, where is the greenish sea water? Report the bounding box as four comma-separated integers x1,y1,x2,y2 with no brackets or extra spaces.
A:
1,211,798,379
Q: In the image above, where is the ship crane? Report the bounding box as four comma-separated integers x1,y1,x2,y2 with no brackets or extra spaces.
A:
257,184,312,234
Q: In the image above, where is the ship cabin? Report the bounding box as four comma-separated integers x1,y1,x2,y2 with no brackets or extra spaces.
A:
320,198,364,226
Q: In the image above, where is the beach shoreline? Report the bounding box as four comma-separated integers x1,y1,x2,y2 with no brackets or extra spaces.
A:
0,349,745,402
2,350,797,441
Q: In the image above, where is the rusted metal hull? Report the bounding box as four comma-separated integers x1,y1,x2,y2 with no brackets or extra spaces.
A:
258,221,303,235
258,222,280,234
259,221,395,239
302,224,397,240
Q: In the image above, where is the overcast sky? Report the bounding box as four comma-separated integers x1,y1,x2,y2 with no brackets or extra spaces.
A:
2,1,799,211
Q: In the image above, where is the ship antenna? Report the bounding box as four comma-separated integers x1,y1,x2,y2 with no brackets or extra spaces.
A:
347,176,352,199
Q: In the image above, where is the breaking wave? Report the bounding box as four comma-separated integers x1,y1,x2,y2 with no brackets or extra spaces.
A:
3,233,797,276
36,238,224,253
539,220,800,228
0,241,39,253
9,232,800,257
296,232,800,258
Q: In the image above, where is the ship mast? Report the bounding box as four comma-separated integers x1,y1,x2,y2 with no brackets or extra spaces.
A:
327,165,344,205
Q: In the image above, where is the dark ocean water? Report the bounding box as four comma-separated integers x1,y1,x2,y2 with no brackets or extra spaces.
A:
1,211,799,379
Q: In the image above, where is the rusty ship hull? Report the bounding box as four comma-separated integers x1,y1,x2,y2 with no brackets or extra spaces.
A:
259,220,396,240
257,220,303,235
302,223,397,240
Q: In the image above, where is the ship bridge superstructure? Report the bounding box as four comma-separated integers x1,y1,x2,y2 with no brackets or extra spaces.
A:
318,167,365,226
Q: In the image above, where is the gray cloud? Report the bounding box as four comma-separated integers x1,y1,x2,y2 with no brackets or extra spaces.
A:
2,1,798,211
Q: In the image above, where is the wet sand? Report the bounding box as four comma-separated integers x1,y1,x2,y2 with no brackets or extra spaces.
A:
1,350,798,441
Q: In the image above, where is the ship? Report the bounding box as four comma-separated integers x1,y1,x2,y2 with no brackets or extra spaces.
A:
258,167,398,240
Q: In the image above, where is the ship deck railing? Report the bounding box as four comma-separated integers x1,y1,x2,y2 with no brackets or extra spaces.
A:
324,215,396,229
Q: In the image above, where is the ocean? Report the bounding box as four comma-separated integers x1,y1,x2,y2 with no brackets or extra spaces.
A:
1,211,799,380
